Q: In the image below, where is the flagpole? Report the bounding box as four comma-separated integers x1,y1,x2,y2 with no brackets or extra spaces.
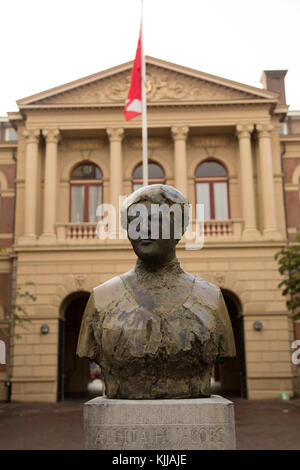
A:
141,0,148,186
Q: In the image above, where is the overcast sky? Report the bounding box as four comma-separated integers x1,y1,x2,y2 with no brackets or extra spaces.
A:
1,0,299,116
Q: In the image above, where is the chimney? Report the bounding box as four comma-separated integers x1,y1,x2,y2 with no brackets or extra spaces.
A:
260,70,288,105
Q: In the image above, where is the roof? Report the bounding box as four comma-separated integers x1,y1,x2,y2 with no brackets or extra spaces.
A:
16,56,279,110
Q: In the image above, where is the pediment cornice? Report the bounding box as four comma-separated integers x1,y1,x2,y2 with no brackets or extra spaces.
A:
17,56,279,110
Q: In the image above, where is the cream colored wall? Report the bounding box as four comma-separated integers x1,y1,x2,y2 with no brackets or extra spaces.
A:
9,93,293,401
10,243,293,402
253,123,287,239
14,123,26,241
23,105,275,129
36,142,44,237
252,138,262,233
271,119,287,238
0,146,15,165
184,245,293,400
17,103,285,240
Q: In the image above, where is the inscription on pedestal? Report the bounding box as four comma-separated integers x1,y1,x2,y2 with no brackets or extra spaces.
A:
84,396,236,450
86,423,232,450
93,426,171,449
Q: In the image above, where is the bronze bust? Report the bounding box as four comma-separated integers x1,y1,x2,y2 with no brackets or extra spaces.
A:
77,184,236,399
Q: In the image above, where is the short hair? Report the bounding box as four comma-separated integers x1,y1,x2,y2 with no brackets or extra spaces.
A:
120,184,190,236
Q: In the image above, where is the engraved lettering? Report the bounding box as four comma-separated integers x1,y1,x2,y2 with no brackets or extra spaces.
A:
95,429,107,445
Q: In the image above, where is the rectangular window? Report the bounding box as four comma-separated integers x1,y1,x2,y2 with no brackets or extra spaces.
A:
279,123,288,135
71,186,84,223
196,182,211,220
88,185,102,222
5,128,18,141
213,182,228,220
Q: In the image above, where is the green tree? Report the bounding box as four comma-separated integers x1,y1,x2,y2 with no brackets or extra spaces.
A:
0,282,36,338
275,234,300,321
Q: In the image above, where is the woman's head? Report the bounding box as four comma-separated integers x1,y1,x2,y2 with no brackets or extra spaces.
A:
121,184,190,263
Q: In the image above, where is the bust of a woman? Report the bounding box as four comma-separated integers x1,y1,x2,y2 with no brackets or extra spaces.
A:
77,184,235,399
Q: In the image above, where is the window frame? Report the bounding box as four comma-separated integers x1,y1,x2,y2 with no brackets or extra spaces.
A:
69,163,103,223
4,127,18,142
195,160,230,220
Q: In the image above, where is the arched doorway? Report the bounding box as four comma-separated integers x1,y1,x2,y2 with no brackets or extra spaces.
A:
57,291,90,400
212,289,247,398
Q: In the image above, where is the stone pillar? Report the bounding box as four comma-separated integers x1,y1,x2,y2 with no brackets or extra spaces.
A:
236,124,261,240
20,129,40,244
171,126,189,197
107,128,124,233
256,123,281,239
40,129,60,243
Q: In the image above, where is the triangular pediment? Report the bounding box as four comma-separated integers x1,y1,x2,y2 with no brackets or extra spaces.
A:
17,56,278,108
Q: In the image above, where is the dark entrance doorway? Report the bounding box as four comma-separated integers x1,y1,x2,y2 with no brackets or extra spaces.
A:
57,291,90,401
212,289,247,399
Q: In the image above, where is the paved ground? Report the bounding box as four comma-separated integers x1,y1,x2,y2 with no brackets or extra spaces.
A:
0,397,300,450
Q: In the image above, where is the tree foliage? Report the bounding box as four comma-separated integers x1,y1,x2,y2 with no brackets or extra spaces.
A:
275,234,300,321
0,282,36,338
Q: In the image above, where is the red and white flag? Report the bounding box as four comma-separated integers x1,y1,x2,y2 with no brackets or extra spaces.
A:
124,31,142,121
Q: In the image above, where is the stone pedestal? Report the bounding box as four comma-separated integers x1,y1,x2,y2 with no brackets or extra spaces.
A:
84,395,236,450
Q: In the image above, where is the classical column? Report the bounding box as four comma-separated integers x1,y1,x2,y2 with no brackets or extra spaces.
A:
256,123,281,239
19,129,40,244
40,129,60,243
236,124,261,240
171,126,189,197
107,127,124,232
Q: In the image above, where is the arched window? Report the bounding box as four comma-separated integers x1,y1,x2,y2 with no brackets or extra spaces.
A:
70,162,102,223
195,160,229,220
132,161,165,191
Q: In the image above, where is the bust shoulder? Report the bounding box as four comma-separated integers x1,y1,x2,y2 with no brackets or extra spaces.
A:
93,270,135,310
77,273,132,361
187,274,221,310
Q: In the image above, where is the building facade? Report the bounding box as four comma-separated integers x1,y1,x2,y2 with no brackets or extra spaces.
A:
0,117,17,401
280,110,300,344
0,57,299,401
281,110,300,243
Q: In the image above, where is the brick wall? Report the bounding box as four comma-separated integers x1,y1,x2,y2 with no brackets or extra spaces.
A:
283,158,300,183
285,191,300,229
0,164,15,187
0,197,14,235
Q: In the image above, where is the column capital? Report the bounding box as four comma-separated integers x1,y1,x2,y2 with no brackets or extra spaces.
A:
42,128,60,144
171,125,189,141
23,128,40,144
236,124,254,139
106,127,124,142
256,123,274,137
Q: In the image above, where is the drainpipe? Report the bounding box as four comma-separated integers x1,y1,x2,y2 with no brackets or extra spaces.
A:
5,147,17,402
